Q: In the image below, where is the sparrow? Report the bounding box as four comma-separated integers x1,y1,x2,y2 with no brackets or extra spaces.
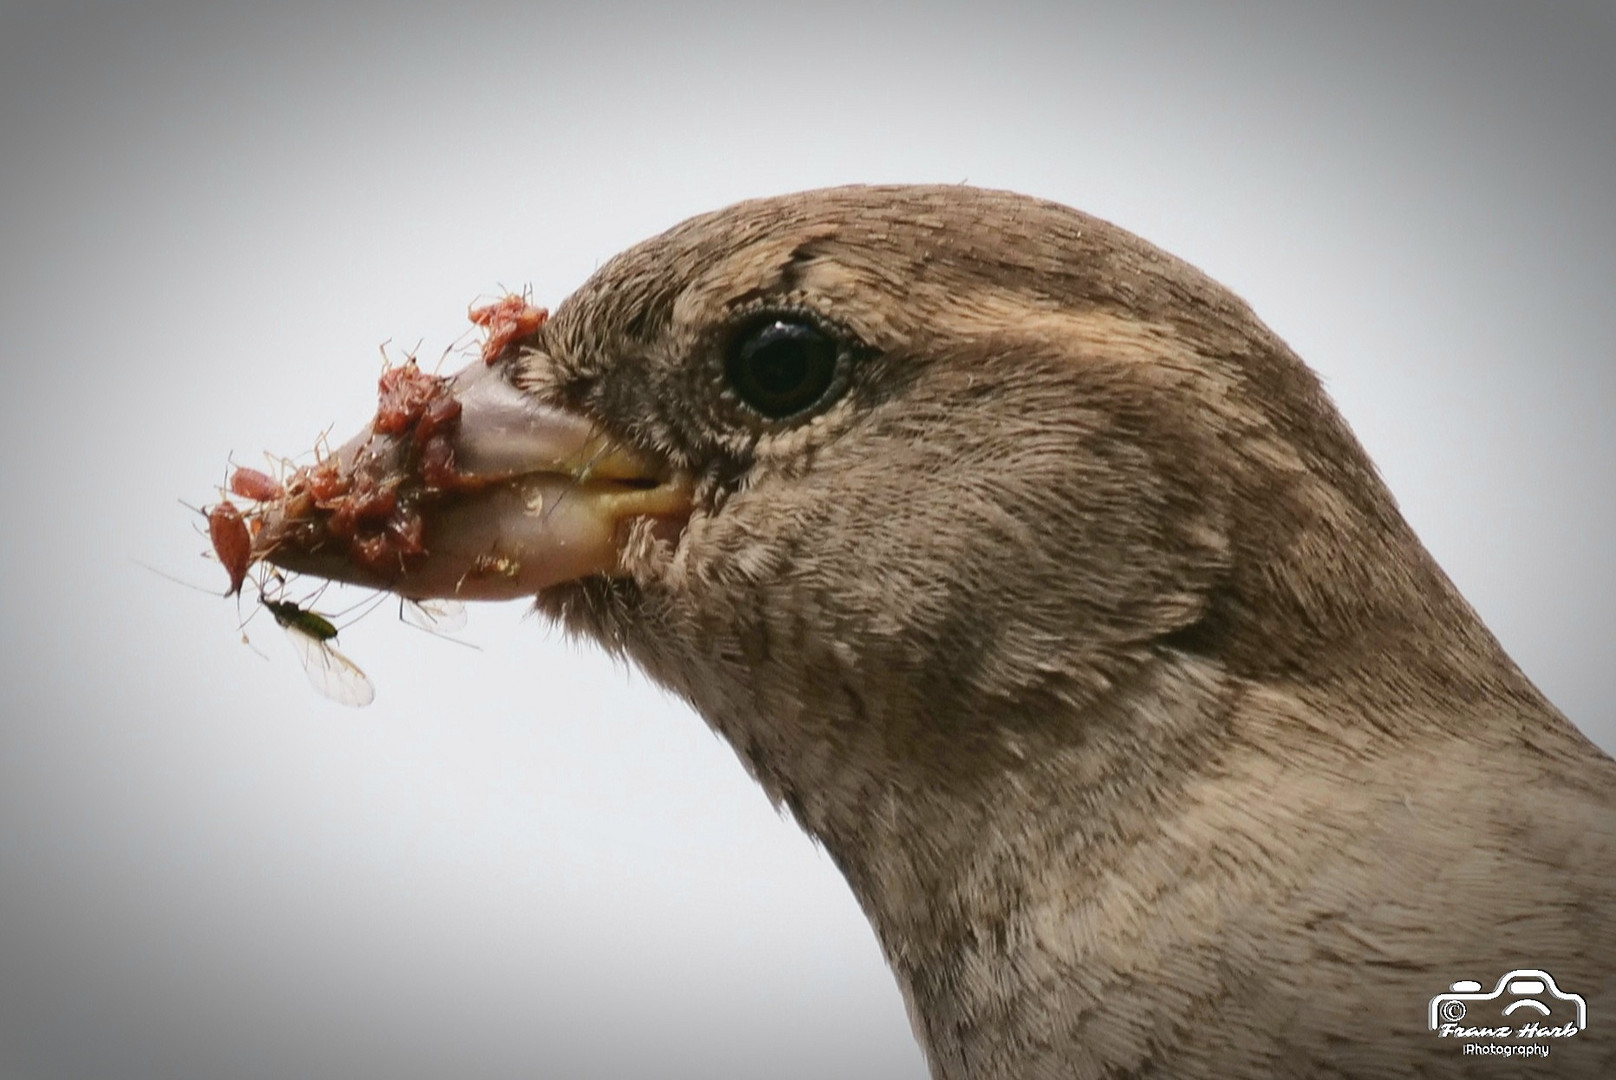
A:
257,185,1616,1078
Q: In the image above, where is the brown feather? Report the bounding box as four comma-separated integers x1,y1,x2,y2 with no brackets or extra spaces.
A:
522,185,1615,1078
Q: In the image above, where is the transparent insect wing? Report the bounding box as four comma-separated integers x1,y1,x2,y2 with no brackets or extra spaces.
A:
402,598,467,634
282,623,376,707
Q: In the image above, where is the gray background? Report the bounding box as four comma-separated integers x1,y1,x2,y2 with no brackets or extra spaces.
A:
1,2,1612,1078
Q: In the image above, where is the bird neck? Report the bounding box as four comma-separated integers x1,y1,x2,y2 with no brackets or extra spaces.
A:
800,649,1239,1079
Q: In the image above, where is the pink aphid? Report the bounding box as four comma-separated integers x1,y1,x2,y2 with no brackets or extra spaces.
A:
470,294,548,365
229,466,284,503
374,359,443,435
207,500,252,596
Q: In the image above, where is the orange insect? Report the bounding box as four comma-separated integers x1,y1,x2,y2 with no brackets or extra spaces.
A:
325,475,398,542
470,294,548,365
207,500,252,596
291,459,348,504
411,392,462,448
374,359,444,435
229,466,284,502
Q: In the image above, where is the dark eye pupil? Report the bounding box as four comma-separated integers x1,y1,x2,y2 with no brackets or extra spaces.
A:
727,319,838,420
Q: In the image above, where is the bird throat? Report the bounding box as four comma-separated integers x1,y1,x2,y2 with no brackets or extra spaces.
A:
735,650,1241,1079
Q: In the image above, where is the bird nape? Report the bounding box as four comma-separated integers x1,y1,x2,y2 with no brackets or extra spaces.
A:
232,185,1614,1079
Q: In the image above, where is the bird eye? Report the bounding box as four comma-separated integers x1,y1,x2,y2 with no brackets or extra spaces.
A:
725,318,840,420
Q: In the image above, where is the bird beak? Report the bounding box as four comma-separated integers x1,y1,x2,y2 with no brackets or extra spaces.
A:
252,358,692,600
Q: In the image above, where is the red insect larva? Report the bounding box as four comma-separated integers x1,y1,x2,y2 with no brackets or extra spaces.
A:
229,466,284,502
302,461,349,504
207,500,252,596
350,532,397,577
411,391,462,448
327,476,399,542
470,294,548,365
374,359,441,435
419,436,457,490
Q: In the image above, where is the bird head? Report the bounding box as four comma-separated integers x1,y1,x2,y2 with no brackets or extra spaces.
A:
261,185,1487,823
246,185,1590,1077
523,185,1490,812
529,187,1249,803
